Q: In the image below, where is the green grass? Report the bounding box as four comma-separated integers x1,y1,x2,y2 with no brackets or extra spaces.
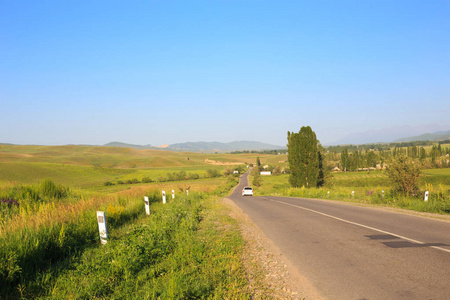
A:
0,162,135,188
253,170,450,214
423,168,450,176
0,161,242,192
0,145,287,298
0,144,261,169
46,194,249,299
0,178,250,299
0,145,255,193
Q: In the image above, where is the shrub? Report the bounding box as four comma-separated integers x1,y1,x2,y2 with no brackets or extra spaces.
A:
40,179,68,200
142,177,153,183
188,173,200,180
386,154,422,196
206,169,221,178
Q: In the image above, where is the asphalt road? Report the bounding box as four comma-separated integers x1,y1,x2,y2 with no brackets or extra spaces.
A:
230,172,450,299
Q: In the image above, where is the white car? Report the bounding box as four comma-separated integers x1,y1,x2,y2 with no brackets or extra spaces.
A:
242,186,253,196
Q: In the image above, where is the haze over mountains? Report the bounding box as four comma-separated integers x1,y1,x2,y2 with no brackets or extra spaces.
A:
328,125,450,145
3,127,448,151
104,141,284,152
103,128,450,152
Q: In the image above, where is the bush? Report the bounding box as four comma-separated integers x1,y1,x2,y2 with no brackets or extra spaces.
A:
188,173,200,180
206,169,221,178
40,179,68,200
103,182,114,186
142,177,153,183
386,154,422,196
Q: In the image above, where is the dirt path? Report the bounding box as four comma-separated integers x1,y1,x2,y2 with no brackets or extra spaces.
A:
222,197,324,300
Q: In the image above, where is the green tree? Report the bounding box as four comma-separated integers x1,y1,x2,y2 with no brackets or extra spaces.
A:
386,154,422,196
340,147,349,172
251,167,261,187
256,157,262,171
287,126,324,188
366,151,377,168
419,147,426,162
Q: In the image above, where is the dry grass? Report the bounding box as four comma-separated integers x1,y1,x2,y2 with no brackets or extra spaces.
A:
0,194,114,237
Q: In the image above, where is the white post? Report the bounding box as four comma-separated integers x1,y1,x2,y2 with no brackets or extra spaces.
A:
352,191,354,197
144,196,150,215
172,190,175,199
186,190,189,196
162,191,166,204
424,191,429,202
382,190,385,198
97,211,108,244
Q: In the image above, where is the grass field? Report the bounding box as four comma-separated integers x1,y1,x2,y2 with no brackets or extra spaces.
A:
0,145,273,298
0,144,271,169
253,169,450,214
0,145,281,191
0,186,251,298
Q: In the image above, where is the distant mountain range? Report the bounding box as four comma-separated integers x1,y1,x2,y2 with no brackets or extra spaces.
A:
329,125,450,145
393,130,450,143
104,141,284,152
104,142,157,150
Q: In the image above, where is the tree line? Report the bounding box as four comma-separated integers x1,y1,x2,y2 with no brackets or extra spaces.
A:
332,144,449,171
286,126,445,196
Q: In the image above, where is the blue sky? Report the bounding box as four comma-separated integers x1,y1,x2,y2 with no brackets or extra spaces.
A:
1,1,449,146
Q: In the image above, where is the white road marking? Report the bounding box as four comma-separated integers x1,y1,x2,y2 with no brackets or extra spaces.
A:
268,198,450,254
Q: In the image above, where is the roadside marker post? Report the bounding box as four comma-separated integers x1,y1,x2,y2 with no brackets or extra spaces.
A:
382,190,385,198
144,196,150,215
186,190,189,196
352,191,354,197
172,190,175,199
162,191,166,204
97,211,108,245
424,191,429,202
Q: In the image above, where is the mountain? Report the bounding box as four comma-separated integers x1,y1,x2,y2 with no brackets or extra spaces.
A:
393,130,450,143
103,141,284,152
169,141,283,152
103,142,156,150
329,125,450,145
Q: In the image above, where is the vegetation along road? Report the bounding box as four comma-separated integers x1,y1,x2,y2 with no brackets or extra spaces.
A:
230,172,450,299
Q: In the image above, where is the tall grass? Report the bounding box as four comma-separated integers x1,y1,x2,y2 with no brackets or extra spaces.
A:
48,194,249,299
0,173,249,299
0,180,161,298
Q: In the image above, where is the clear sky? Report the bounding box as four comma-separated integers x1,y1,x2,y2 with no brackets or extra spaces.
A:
1,1,449,146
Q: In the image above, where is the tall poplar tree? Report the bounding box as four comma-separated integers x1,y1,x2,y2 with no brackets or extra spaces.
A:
287,126,324,188
341,148,349,172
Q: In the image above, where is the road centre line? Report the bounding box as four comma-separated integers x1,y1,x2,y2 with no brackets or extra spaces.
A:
266,198,450,254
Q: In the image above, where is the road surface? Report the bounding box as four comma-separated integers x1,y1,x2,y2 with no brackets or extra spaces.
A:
230,172,450,299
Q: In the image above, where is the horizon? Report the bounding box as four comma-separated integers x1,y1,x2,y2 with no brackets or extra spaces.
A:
3,126,450,149
1,1,449,146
